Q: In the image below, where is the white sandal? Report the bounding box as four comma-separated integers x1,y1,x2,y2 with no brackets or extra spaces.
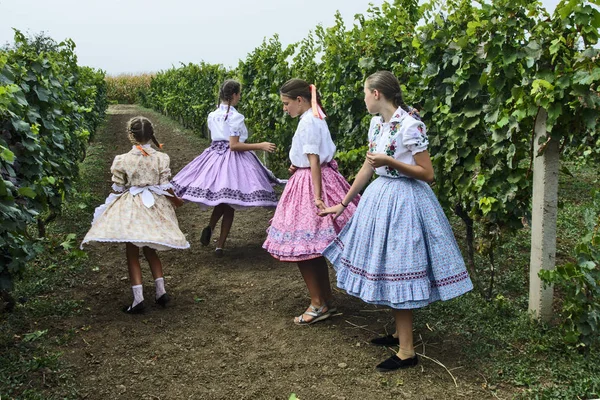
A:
327,302,338,314
294,304,332,326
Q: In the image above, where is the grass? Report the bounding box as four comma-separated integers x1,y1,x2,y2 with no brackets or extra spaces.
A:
415,162,600,399
0,122,109,400
0,106,206,399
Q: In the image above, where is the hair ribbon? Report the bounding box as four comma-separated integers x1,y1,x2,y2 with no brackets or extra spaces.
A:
309,84,326,119
136,145,150,156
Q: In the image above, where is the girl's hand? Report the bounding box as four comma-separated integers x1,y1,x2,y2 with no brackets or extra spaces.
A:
314,198,326,211
260,142,276,153
166,188,184,208
318,203,345,220
169,195,185,208
366,152,391,169
288,164,297,175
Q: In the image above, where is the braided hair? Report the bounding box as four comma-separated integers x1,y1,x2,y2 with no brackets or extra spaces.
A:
219,80,241,121
127,116,161,149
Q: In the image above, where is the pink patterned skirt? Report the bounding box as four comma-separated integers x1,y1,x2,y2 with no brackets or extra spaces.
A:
262,161,359,262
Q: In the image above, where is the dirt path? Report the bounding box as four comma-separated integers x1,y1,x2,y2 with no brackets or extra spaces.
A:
63,105,500,400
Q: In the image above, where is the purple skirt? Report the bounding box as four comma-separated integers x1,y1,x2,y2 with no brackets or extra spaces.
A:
171,141,285,210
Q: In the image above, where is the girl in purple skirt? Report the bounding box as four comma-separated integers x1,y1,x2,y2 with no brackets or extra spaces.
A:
263,79,359,325
171,80,285,256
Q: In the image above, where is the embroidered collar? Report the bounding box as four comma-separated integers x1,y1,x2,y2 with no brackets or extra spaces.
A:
388,107,408,124
376,107,408,126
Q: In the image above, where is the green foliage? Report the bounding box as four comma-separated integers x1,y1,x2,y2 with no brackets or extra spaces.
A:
237,35,295,175
316,1,421,169
140,62,227,137
0,30,107,289
540,186,600,351
414,0,537,229
335,145,368,181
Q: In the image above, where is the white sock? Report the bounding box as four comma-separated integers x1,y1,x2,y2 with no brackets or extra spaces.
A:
155,277,166,300
131,284,144,307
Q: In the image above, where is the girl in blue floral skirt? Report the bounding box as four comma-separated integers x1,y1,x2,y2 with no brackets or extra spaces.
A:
320,71,473,372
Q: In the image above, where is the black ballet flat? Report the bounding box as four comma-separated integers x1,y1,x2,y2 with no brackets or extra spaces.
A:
122,301,145,314
155,293,170,307
375,354,419,372
370,334,400,346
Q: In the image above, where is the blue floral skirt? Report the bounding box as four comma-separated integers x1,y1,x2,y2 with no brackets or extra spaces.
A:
322,176,473,309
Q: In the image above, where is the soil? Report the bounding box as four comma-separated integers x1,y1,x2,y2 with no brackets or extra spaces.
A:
60,105,507,400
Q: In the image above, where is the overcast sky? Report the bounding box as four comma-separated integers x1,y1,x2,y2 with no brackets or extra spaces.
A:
1,0,562,76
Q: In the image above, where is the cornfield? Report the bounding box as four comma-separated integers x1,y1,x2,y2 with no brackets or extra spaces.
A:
105,73,153,104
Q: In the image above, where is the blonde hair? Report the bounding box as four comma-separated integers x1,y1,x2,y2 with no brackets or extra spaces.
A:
127,116,161,148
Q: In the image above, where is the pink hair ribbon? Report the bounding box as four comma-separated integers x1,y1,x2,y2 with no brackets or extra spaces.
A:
309,84,326,119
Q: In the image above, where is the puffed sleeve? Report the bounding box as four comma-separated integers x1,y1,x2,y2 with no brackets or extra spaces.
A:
158,153,172,187
402,119,429,155
298,116,321,155
226,112,247,137
110,155,126,192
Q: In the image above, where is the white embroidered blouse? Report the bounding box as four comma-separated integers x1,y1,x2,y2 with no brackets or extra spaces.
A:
367,107,429,178
207,104,248,142
289,109,336,168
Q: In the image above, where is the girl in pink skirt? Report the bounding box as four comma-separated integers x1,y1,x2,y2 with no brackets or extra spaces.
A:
263,79,359,325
